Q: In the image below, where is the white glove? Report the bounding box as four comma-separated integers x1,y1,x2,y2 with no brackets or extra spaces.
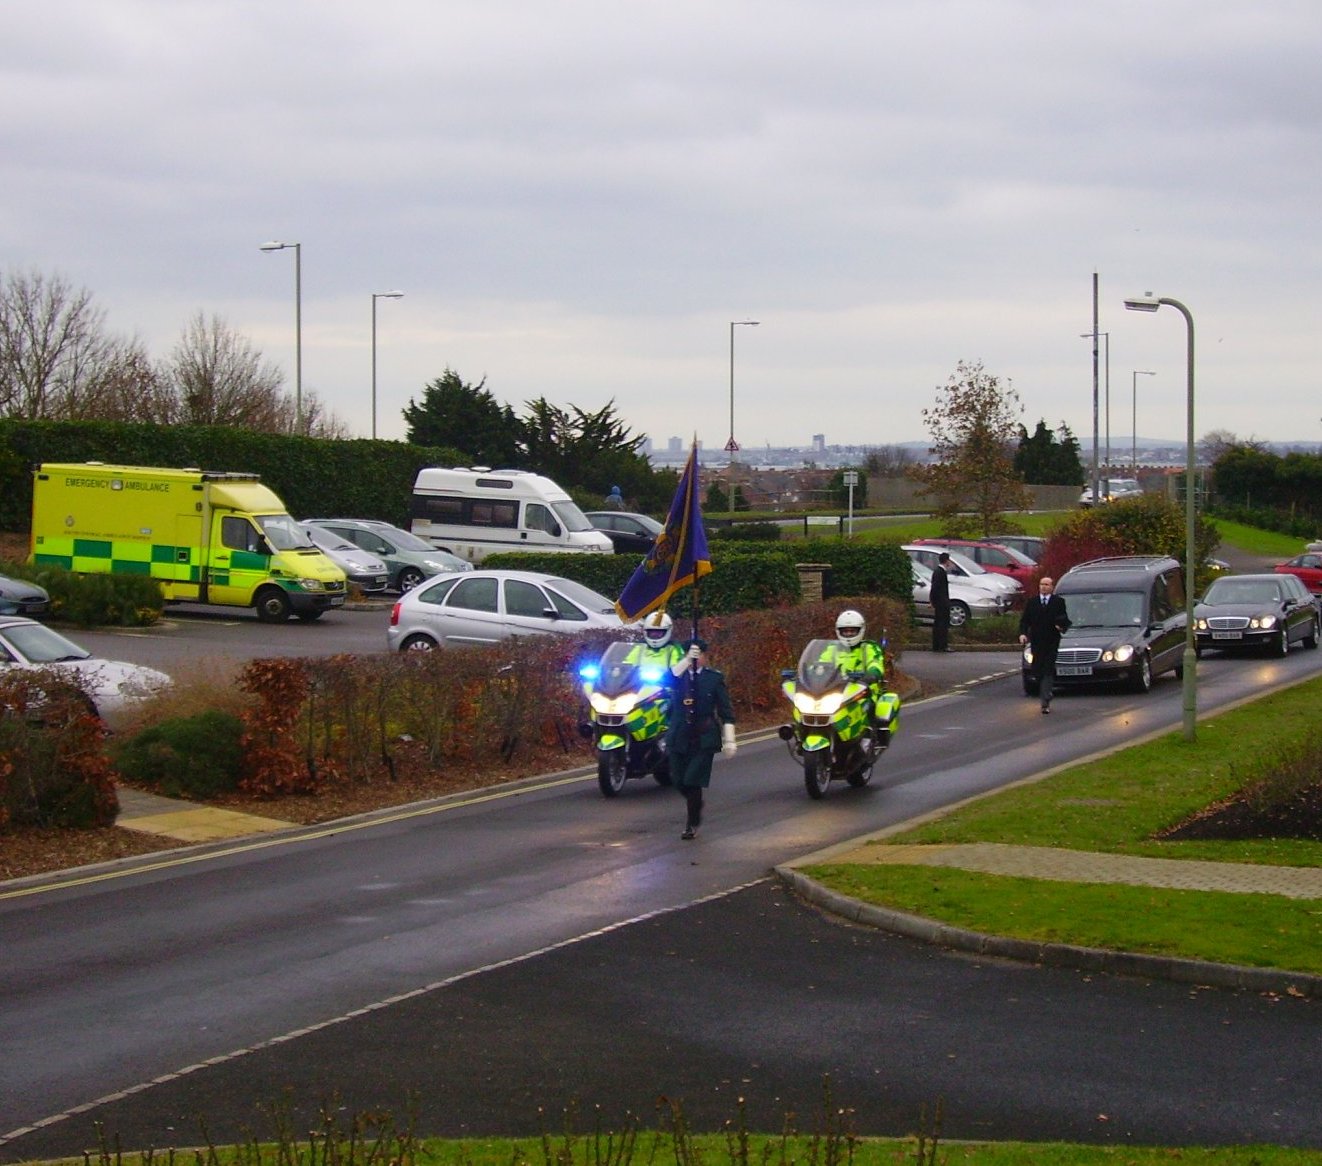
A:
670,655,690,677
721,722,737,759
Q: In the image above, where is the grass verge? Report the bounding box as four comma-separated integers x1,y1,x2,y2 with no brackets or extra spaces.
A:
803,674,1322,974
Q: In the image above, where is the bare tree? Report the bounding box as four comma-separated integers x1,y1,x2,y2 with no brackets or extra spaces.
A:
162,311,289,428
0,269,148,420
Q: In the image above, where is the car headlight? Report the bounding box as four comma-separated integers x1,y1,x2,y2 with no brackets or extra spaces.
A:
1104,644,1135,663
1195,618,1208,631
300,578,326,592
1252,615,1277,629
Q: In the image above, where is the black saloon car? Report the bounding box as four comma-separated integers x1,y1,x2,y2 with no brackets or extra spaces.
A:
1193,572,1320,658
583,511,663,555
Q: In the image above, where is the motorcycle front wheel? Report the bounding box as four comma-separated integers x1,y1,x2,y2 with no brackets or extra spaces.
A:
804,752,831,799
597,749,628,797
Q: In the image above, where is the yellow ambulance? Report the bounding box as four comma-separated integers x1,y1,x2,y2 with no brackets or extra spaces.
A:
30,463,347,622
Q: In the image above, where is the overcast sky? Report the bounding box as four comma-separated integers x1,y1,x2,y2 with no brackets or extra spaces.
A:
3,1,1319,456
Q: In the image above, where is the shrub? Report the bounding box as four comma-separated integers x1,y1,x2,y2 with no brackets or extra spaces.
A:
27,562,164,627
111,709,246,799
710,521,783,542
0,671,118,829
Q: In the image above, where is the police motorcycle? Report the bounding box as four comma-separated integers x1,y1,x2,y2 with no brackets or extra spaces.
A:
777,638,900,799
578,639,674,797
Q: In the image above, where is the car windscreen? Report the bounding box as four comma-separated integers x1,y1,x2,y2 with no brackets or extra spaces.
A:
3,622,90,663
550,500,597,533
545,577,616,614
376,526,435,551
1061,591,1145,628
1204,579,1283,606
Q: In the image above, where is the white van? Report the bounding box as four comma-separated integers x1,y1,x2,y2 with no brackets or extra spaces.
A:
409,467,613,563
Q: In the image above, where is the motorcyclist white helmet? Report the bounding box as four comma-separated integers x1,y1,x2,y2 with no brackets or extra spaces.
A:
836,609,865,648
643,611,674,648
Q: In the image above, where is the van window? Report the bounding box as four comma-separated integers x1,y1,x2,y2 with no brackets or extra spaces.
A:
222,516,264,554
471,500,518,528
525,503,560,536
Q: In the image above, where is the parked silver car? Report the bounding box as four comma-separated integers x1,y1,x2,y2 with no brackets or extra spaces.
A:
903,544,1023,604
386,569,623,650
304,519,472,592
297,524,389,593
0,572,49,617
911,561,1012,627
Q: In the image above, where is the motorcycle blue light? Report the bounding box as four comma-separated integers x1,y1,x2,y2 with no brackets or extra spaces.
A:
638,666,664,683
579,663,601,681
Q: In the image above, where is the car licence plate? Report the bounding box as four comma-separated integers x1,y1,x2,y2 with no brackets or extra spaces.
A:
329,595,346,607
1056,665,1093,676
1211,631,1242,640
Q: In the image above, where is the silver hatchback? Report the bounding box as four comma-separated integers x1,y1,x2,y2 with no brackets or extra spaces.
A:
386,569,623,650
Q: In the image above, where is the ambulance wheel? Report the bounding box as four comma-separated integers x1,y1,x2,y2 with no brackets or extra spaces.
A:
255,588,291,623
597,751,628,797
804,754,830,800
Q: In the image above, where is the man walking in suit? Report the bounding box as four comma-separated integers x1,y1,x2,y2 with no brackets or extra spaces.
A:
931,552,953,652
666,637,737,839
1019,576,1071,713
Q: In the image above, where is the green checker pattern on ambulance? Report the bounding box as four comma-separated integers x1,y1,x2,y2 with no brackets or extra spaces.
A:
35,536,201,579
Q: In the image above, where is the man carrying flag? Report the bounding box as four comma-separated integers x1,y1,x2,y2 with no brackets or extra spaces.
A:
612,442,735,838
614,440,712,627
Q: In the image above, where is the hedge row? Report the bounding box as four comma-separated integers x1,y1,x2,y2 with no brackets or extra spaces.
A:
485,540,914,616
108,595,912,802
0,419,468,532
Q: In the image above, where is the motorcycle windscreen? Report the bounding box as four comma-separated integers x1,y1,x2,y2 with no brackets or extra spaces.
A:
795,639,849,697
592,639,649,698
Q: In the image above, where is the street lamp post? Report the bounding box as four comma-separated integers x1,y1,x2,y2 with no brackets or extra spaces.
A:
1131,369,1155,471
260,241,302,431
1125,293,1196,742
1080,331,1111,472
371,291,404,440
728,320,759,464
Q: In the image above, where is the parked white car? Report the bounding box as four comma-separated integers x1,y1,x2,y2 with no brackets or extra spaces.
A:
386,569,623,650
903,544,1023,604
911,562,1012,627
0,616,170,717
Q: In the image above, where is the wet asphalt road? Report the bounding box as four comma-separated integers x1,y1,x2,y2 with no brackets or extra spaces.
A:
5,879,1317,1157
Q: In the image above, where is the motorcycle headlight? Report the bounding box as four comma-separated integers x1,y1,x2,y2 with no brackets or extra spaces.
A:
590,692,636,715
793,691,844,716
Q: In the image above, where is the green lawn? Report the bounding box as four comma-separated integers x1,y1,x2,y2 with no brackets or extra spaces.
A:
803,675,1322,973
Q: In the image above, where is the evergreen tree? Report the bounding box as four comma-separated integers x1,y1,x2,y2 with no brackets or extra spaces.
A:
402,369,522,466
1015,419,1084,485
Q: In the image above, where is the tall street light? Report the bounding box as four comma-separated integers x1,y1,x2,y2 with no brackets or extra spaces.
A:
1131,369,1155,471
728,320,759,465
260,241,302,431
1125,292,1196,742
371,290,404,440
1080,331,1111,472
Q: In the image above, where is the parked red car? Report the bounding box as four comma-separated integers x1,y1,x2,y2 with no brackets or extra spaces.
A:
1275,552,1322,596
910,538,1038,587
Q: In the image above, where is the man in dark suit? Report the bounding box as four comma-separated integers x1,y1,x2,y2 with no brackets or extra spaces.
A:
931,552,952,652
1019,576,1071,713
666,637,736,839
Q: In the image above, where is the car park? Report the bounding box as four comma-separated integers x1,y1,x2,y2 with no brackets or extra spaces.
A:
305,519,472,592
1193,572,1320,658
386,569,623,650
583,511,664,555
987,534,1046,563
903,544,1024,605
297,524,389,593
1275,551,1322,596
0,615,170,717
910,537,1037,586
1026,555,1186,694
0,573,50,617
911,561,1012,627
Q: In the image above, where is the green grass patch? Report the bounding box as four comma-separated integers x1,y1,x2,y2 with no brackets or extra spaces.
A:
1209,518,1301,559
801,673,1322,974
804,865,1322,973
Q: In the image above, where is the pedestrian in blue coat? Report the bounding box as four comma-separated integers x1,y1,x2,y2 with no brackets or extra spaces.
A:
666,637,737,839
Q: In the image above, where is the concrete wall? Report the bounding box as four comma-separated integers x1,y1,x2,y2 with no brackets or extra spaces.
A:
867,477,1079,513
